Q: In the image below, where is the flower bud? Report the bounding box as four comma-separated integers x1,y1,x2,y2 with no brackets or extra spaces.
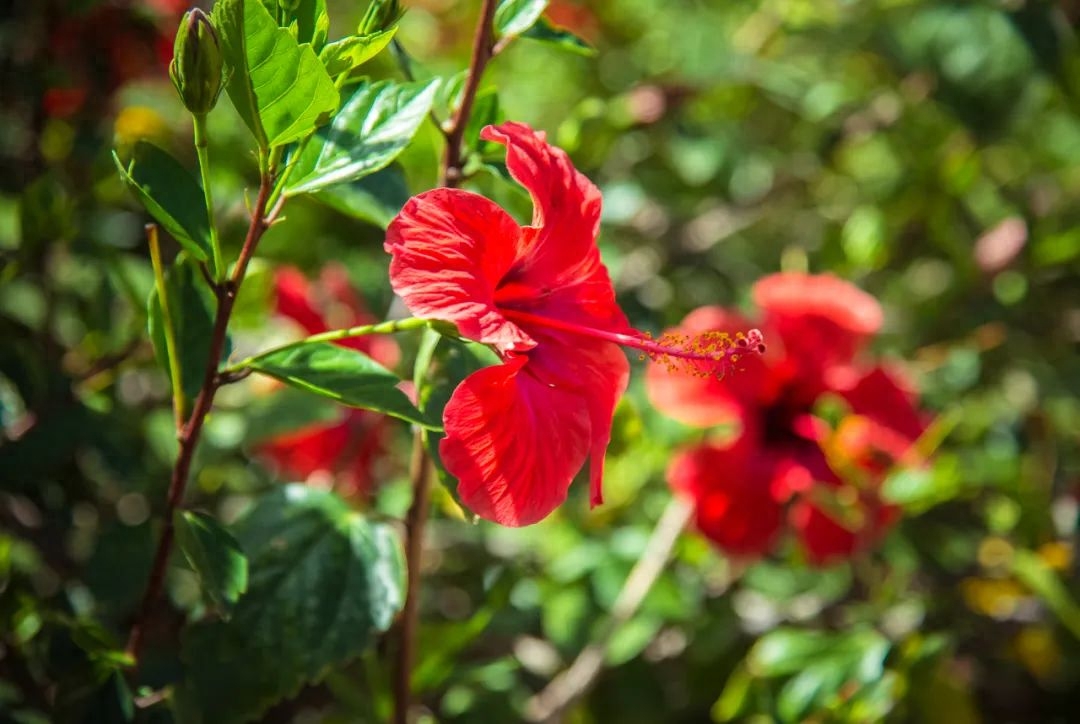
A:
169,9,225,116
358,0,403,35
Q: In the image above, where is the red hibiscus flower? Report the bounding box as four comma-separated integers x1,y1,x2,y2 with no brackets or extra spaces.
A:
385,121,763,526
648,272,926,565
258,265,399,495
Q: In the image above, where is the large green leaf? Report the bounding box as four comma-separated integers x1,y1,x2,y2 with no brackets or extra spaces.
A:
112,143,212,262
175,510,249,617
244,341,439,429
214,0,339,149
179,486,405,723
318,27,398,77
286,78,438,195
147,258,216,403
494,0,548,38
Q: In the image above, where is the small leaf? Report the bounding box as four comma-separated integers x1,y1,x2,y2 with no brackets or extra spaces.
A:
605,616,662,666
112,143,212,262
712,663,754,722
147,258,216,402
214,0,340,149
318,27,398,77
1013,549,1080,640
244,341,438,429
286,78,438,195
282,0,329,50
494,0,548,38
179,486,405,723
314,164,411,229
521,16,596,56
175,510,249,616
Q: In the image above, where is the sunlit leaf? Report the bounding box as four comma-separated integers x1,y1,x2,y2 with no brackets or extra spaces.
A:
214,0,339,149
495,0,548,38
286,79,438,195
318,28,397,77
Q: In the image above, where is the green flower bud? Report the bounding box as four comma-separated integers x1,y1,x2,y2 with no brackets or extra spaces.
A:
169,9,225,116
358,0,403,35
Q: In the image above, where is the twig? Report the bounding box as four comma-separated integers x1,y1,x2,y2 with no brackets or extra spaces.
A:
439,0,498,188
124,160,280,668
524,497,694,723
393,2,499,722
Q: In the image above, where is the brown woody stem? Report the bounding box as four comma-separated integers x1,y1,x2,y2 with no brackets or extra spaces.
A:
124,160,278,668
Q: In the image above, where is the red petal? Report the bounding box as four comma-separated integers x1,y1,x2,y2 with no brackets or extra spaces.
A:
481,122,606,295
441,356,591,526
260,419,350,481
274,266,327,336
790,495,900,566
753,273,882,392
440,335,627,526
386,188,535,353
668,442,783,557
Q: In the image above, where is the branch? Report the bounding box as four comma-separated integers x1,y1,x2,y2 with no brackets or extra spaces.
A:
124,165,280,668
394,2,500,722
523,498,694,723
440,0,499,188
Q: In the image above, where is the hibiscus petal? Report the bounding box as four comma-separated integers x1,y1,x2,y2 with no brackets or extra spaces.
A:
441,356,591,526
385,188,535,353
668,442,783,557
481,122,606,293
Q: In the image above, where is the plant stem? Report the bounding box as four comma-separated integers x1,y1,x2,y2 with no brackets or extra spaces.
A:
193,113,225,282
523,498,694,723
393,1,499,721
147,224,186,431
439,0,498,188
124,164,280,669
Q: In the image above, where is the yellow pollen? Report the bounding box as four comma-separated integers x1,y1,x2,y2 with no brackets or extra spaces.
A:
647,328,766,379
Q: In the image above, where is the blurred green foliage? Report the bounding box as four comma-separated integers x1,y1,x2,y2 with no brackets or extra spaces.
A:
3,0,1080,722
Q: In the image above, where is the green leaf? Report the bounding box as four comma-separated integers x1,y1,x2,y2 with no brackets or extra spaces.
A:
314,164,410,229
318,27,398,77
244,341,439,429
175,510,249,616
712,663,754,722
214,0,340,149
286,78,438,195
494,0,548,38
605,616,662,666
521,16,596,56
776,661,849,722
147,258,216,402
112,143,212,262
282,0,329,50
179,486,405,723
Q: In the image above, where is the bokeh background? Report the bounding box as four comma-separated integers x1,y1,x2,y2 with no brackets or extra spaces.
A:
3,0,1080,721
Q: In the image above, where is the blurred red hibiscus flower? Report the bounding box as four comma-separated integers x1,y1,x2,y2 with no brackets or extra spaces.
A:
386,121,762,526
648,272,927,565
258,265,400,496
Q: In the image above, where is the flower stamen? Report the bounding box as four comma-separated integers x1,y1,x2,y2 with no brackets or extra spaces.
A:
501,309,765,380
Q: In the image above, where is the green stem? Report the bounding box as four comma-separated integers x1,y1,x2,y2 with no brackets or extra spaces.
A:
147,224,187,431
193,113,225,282
223,317,435,374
